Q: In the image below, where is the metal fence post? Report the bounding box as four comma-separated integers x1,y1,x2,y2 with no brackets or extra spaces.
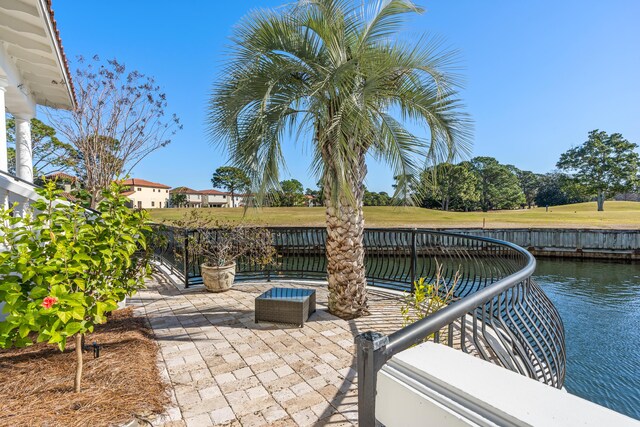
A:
183,230,189,288
355,331,389,427
410,228,417,292
168,229,175,274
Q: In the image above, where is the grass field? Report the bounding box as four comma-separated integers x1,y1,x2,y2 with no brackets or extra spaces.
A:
149,201,640,229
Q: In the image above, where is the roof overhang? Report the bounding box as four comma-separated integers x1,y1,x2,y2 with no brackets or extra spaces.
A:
0,0,75,115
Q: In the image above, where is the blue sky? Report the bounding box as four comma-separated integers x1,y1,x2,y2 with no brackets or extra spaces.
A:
53,0,640,193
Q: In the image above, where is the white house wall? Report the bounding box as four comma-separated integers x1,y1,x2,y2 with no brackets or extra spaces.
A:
127,186,169,209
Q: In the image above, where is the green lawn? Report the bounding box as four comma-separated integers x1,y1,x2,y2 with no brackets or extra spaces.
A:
149,201,640,229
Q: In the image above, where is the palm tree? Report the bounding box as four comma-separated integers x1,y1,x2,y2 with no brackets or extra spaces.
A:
208,0,471,319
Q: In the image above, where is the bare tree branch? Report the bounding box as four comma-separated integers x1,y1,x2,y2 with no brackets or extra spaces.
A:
46,56,182,207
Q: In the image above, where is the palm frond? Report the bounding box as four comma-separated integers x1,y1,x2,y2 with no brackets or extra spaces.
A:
208,0,472,207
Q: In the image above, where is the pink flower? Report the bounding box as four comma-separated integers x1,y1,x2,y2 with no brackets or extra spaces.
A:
41,296,58,309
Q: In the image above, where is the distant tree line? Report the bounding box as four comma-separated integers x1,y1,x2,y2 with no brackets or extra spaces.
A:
209,130,638,212
417,157,593,212
418,130,639,212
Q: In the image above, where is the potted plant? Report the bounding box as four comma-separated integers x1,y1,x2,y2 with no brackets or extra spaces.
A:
189,223,275,292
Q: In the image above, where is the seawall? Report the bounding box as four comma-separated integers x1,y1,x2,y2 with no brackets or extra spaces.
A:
441,228,640,261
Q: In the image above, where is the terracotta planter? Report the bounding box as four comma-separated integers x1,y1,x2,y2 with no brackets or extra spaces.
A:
201,263,236,292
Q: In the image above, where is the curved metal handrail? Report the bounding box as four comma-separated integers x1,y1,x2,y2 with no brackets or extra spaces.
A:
150,224,566,425
384,241,536,355
353,230,565,426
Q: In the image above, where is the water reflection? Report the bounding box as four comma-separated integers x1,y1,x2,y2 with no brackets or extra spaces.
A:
535,258,640,420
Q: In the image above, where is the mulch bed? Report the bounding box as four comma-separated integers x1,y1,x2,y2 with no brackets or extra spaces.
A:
0,308,169,427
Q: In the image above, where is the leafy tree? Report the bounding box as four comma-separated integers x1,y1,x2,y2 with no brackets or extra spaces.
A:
208,0,469,318
305,187,322,205
378,192,392,206
557,130,639,211
510,168,540,209
169,192,188,207
6,118,78,176
363,189,392,206
470,157,525,211
281,179,304,194
304,180,326,205
0,181,152,392
392,174,416,206
420,162,479,211
48,56,181,208
278,179,305,206
211,166,251,208
535,172,590,207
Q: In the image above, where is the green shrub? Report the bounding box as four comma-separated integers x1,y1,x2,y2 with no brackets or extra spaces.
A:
0,181,152,392
401,263,459,340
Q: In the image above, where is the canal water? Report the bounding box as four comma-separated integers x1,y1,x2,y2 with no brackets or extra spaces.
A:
534,258,640,420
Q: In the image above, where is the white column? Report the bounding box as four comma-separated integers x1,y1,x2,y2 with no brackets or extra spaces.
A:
14,115,33,183
0,85,7,173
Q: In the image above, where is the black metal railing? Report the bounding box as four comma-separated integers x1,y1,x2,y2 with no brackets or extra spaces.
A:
151,225,565,425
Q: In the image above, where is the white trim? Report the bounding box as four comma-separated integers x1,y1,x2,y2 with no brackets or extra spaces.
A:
0,173,38,201
0,85,7,173
376,342,639,427
36,0,75,109
0,42,37,117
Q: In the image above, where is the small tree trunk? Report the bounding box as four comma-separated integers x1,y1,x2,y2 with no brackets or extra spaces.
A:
597,191,605,211
323,150,368,319
89,189,99,210
75,333,83,393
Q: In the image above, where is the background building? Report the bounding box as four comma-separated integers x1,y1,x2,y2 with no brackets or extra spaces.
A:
169,187,202,208
121,178,170,209
199,189,229,207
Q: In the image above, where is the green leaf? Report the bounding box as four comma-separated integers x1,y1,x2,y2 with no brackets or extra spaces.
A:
30,286,49,299
100,249,113,257
64,321,84,336
49,331,62,344
71,306,85,320
74,253,92,262
56,310,72,324
73,278,86,291
95,301,107,317
19,324,30,338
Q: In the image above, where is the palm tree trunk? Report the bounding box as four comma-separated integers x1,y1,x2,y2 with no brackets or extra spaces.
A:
323,151,369,319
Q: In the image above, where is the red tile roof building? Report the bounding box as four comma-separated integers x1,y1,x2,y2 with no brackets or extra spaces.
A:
44,172,78,184
198,189,228,196
120,178,171,209
121,178,171,189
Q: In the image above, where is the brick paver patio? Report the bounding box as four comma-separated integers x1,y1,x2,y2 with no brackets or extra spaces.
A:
132,272,408,426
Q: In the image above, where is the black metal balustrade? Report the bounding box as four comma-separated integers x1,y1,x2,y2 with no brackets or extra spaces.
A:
151,225,566,425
